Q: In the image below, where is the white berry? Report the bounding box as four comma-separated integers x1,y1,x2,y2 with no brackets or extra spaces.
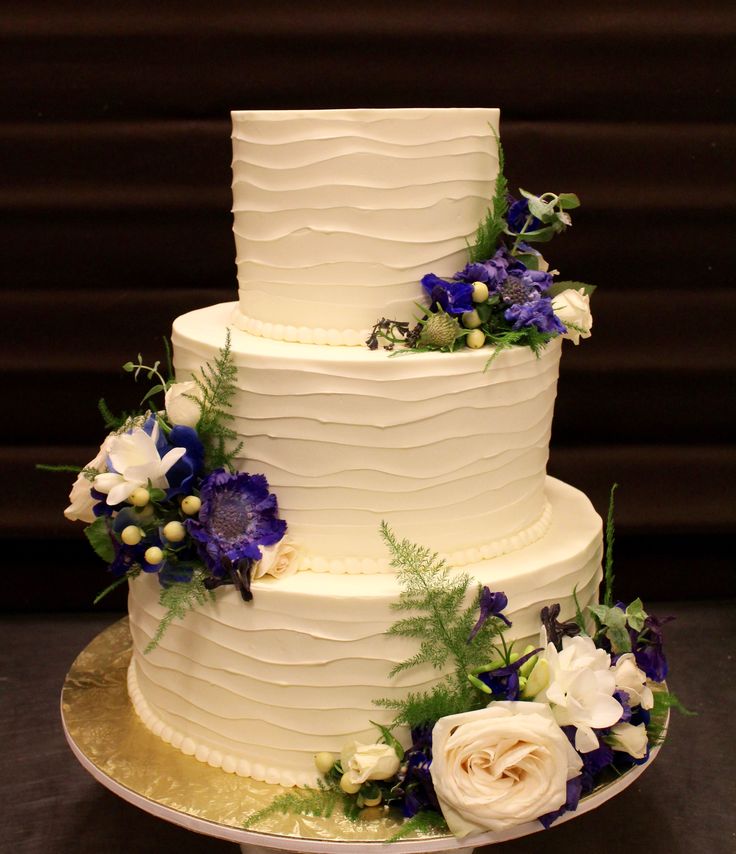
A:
314,752,336,775
121,525,143,546
472,281,489,303
144,546,164,565
466,329,486,349
339,773,362,794
461,309,482,329
129,487,150,507
163,521,186,543
181,495,202,515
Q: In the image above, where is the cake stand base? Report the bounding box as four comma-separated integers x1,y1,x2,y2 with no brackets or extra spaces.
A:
62,619,665,854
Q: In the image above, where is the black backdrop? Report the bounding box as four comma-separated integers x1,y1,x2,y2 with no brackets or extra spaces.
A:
3,1,735,610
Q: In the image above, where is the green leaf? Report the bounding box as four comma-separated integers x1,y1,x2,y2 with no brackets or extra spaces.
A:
506,223,560,243
547,280,597,298
84,517,116,563
140,383,165,406
557,192,581,209
122,361,135,373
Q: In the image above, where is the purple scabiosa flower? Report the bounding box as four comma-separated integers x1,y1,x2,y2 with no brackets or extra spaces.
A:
187,469,286,581
421,273,474,315
468,587,512,643
504,293,567,335
520,268,554,293
454,246,515,291
507,197,543,234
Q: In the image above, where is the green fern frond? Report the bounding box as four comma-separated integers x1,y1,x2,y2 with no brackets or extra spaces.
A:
145,571,213,653
190,329,243,470
388,809,448,841
469,129,508,262
243,779,345,829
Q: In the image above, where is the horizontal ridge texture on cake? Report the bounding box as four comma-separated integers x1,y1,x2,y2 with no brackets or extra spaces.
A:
231,107,500,345
173,302,561,572
128,477,602,788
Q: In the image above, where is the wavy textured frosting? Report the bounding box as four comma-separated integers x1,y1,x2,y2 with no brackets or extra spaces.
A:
128,477,602,788
231,108,500,344
173,303,561,572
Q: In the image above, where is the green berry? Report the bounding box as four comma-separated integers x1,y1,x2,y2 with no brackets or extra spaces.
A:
121,525,143,546
163,520,186,543
362,793,382,806
419,312,460,348
144,546,164,565
181,495,201,516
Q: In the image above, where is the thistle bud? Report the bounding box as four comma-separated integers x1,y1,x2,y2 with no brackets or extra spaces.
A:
419,312,460,349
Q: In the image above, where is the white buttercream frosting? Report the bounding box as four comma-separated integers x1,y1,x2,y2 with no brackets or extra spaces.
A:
173,303,561,572
231,108,500,342
128,478,602,788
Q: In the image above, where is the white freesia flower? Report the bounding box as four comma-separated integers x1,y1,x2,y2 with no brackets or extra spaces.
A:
340,741,400,786
534,635,623,753
430,702,583,836
613,654,654,710
93,421,186,506
64,433,116,523
252,537,301,580
164,380,202,428
552,288,593,344
605,722,649,759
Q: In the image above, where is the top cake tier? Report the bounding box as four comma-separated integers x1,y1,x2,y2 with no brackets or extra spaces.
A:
231,108,500,346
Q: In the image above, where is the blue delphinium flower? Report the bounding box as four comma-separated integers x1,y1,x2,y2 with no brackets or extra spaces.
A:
467,587,512,643
538,775,583,829
420,273,474,315
400,725,440,818
630,614,672,682
165,425,205,497
507,197,543,234
187,469,286,579
505,293,567,335
474,647,540,701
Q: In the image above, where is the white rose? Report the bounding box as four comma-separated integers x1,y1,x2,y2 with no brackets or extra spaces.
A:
430,702,583,837
613,654,654,710
340,741,400,786
534,635,623,753
64,432,116,523
552,288,593,344
252,538,301,580
164,381,201,428
605,722,649,759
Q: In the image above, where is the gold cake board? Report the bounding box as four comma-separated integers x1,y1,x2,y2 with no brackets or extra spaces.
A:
61,618,665,854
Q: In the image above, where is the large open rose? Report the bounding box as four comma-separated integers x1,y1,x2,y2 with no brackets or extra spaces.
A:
430,702,582,836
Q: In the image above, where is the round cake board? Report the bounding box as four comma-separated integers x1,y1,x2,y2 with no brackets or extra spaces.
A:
61,619,665,854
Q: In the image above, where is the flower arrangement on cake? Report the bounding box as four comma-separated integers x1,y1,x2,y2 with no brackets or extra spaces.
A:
244,502,686,839
45,335,292,650
367,133,595,360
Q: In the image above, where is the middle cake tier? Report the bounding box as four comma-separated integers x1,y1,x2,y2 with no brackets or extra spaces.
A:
173,302,562,573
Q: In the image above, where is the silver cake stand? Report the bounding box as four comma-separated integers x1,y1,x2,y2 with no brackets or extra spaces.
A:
61,619,665,854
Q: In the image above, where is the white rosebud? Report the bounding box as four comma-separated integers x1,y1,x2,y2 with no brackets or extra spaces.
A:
340,742,401,786
613,654,654,710
164,381,202,428
252,538,301,580
605,722,649,759
552,288,593,345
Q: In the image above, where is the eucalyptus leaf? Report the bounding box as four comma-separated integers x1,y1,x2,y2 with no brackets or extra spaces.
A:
84,517,116,563
625,597,648,632
515,252,539,270
140,383,165,406
557,192,581,210
122,361,135,372
528,195,555,221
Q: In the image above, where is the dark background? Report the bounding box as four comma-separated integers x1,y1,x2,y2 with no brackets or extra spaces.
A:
1,3,735,852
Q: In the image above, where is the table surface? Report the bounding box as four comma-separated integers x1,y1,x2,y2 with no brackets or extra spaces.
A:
2,601,735,854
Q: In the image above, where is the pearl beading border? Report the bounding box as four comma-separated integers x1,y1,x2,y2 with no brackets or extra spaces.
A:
232,307,369,347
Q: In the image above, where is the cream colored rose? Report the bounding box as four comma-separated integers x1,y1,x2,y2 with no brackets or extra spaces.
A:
552,288,593,344
252,538,301,580
164,380,201,428
605,722,649,759
340,741,401,786
430,702,583,837
613,654,654,710
64,432,116,523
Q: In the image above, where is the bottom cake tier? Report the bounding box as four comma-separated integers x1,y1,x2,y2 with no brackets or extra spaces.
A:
127,476,602,789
